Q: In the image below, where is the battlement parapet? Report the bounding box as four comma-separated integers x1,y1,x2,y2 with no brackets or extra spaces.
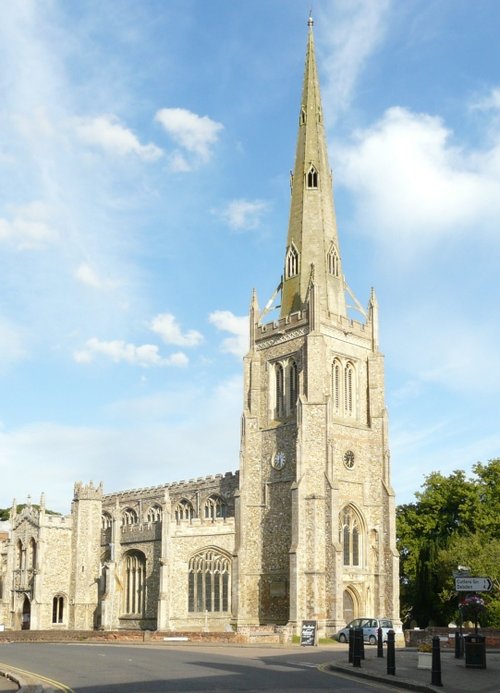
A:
256,310,308,341
73,481,103,501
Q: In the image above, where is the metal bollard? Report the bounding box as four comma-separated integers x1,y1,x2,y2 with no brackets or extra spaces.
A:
353,627,363,668
377,626,384,658
348,627,354,663
454,631,464,659
386,629,396,675
360,629,365,660
431,635,443,686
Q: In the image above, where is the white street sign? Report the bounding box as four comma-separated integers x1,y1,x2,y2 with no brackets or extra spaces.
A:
455,576,493,592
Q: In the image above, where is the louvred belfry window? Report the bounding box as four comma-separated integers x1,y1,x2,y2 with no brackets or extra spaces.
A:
306,165,318,189
285,245,299,278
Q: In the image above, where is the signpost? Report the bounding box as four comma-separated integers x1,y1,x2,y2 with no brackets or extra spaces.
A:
455,576,493,592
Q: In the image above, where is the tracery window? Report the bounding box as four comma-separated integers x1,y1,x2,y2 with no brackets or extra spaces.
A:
204,495,226,521
345,362,354,415
52,595,65,624
285,244,299,278
146,504,162,523
306,165,318,189
122,550,146,616
188,548,230,613
339,506,363,567
175,499,195,522
101,512,112,529
288,359,298,411
273,358,299,420
121,508,138,526
327,244,339,277
332,359,341,412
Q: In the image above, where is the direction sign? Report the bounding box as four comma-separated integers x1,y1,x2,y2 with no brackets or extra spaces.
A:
455,576,493,592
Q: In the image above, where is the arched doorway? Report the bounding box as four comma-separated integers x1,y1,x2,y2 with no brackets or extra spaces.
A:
342,590,357,623
21,595,31,630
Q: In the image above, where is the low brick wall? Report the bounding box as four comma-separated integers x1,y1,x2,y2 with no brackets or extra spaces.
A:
404,627,500,649
0,629,249,645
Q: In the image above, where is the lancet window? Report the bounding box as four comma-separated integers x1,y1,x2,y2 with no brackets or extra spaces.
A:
339,506,363,567
273,358,299,420
188,548,230,613
27,538,37,570
331,358,356,418
306,165,318,189
175,499,195,522
122,550,146,616
285,244,299,278
327,244,340,277
52,595,65,624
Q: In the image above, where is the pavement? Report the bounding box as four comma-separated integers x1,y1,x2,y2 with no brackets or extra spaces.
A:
328,646,500,692
0,673,18,692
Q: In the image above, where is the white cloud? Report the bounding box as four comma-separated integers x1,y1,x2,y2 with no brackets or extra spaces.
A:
336,106,500,251
74,114,163,161
74,263,120,291
318,0,391,121
219,199,269,231
150,313,203,347
209,310,248,358
470,86,500,112
0,201,57,250
155,108,223,166
74,337,188,368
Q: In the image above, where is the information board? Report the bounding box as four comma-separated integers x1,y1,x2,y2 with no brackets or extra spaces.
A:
300,620,318,647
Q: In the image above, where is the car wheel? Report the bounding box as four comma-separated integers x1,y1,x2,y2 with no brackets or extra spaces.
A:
339,633,347,643
369,635,377,645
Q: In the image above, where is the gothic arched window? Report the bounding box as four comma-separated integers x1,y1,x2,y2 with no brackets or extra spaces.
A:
101,512,112,529
146,504,162,523
275,363,284,418
175,499,195,522
204,495,226,521
121,508,138,526
288,360,298,411
328,244,339,277
344,362,355,415
52,595,65,624
339,506,363,567
27,538,37,570
332,359,341,412
188,548,230,613
122,550,146,616
285,245,299,278
306,165,318,189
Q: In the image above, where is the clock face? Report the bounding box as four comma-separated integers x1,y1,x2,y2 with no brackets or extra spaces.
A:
343,450,355,469
272,451,286,470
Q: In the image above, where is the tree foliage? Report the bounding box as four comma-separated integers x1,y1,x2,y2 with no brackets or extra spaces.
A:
397,459,500,627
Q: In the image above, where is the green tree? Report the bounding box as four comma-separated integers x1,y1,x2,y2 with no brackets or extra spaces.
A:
397,459,500,627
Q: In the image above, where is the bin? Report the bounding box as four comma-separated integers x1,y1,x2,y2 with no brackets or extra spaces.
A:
464,634,486,669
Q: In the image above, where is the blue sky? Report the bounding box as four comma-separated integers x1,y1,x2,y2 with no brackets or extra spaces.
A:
0,0,499,513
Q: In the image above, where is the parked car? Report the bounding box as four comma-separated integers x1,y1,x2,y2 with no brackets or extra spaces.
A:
335,617,393,645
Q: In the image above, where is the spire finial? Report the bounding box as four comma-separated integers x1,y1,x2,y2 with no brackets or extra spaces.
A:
308,12,314,28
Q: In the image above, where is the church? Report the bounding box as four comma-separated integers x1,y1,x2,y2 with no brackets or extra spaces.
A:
0,18,400,638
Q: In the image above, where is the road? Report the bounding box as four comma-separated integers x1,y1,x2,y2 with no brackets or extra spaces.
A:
0,642,401,692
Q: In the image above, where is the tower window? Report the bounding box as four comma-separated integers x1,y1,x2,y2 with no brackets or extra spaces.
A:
285,245,299,278
332,359,341,411
300,108,306,125
188,549,230,613
306,165,318,189
328,244,339,277
331,358,356,418
275,363,284,418
345,362,354,415
340,506,363,567
288,360,298,411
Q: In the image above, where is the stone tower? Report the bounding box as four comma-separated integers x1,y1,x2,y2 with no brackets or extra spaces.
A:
233,17,400,636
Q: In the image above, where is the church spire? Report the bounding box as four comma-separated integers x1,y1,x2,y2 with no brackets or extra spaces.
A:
280,17,346,319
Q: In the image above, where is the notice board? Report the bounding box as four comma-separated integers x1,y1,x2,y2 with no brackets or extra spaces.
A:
300,620,318,646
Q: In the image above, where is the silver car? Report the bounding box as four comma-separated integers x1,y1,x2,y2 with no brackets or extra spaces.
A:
335,617,393,645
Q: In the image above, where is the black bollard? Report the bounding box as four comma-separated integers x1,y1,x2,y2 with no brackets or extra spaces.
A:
454,631,464,659
431,635,443,686
386,629,396,675
360,629,365,660
348,627,354,663
353,627,363,668
377,626,384,658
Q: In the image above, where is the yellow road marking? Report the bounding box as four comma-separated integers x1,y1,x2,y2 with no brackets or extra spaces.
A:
0,661,74,692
